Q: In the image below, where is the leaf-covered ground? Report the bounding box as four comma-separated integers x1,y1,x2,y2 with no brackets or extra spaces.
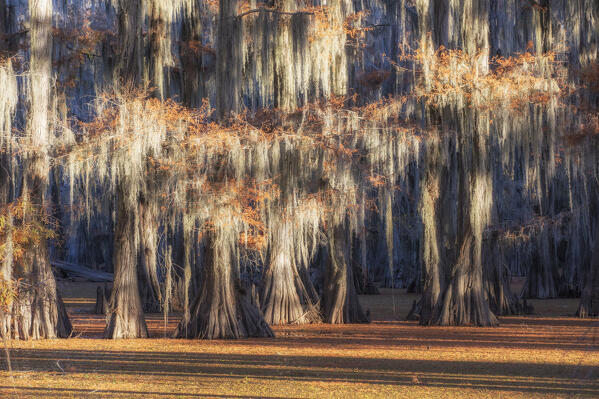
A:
0,285,597,398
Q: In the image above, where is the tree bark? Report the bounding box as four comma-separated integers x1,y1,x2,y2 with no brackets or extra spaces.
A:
11,219,72,339
138,193,162,313
105,182,148,338
116,0,144,84
174,230,274,339
577,222,599,317
0,0,73,340
0,60,15,335
523,227,558,298
433,230,498,326
216,0,242,117
261,220,320,325
484,232,523,316
147,1,167,98
418,108,498,327
322,222,369,324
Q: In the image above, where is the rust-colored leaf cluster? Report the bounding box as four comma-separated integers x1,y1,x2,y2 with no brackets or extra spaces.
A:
0,197,57,266
394,44,562,110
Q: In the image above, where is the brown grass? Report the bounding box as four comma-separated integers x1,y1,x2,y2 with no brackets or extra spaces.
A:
0,285,597,398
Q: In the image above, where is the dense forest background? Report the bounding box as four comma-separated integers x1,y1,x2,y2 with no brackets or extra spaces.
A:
0,0,597,339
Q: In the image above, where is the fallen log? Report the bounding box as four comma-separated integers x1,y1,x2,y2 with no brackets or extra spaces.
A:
51,260,114,282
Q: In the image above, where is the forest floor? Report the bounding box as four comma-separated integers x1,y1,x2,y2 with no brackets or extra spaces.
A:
0,284,597,398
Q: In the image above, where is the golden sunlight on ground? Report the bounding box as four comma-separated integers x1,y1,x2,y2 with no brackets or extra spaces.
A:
0,285,597,398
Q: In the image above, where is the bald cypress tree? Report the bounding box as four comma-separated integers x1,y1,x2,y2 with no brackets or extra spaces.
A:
175,226,274,339
4,0,72,339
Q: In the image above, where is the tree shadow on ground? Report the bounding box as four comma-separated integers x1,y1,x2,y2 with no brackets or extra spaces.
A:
1,348,598,397
68,313,599,351
0,386,293,399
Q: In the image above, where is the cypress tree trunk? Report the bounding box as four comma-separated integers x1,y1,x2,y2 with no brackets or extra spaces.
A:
0,47,17,338
373,189,395,288
261,220,320,325
418,108,498,327
12,209,72,339
103,0,155,337
430,230,497,326
138,192,162,313
322,222,369,324
0,212,13,337
4,0,72,340
216,0,241,117
147,1,167,98
523,227,558,298
484,232,523,315
415,139,443,323
116,0,144,84
577,223,599,317
174,229,273,339
105,182,148,338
